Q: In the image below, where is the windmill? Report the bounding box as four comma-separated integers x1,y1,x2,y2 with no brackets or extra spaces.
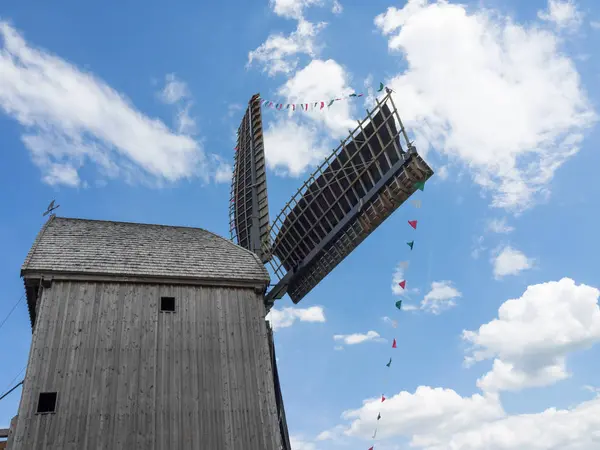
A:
42,199,60,217
230,90,434,309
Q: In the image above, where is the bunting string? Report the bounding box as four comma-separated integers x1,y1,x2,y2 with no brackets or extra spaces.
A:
257,92,364,113
255,80,392,115
369,178,427,450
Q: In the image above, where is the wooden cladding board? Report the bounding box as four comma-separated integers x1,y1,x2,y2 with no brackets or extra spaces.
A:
10,280,282,450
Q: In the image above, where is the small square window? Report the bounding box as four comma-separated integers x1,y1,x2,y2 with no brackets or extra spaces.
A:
160,296,175,312
37,392,57,414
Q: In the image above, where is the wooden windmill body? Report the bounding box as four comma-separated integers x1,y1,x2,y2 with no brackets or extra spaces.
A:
7,90,432,449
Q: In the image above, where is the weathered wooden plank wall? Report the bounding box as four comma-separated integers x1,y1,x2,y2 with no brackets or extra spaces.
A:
9,280,282,450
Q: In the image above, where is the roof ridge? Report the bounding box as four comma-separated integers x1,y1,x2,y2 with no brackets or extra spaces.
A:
199,227,268,274
53,216,213,232
53,216,267,271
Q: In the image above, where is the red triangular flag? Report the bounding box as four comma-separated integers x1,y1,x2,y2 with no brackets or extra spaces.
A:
398,280,406,289
408,220,417,229
381,394,386,402
392,339,397,348
369,447,374,450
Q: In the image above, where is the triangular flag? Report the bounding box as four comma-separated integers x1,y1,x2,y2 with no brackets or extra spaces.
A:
408,220,418,230
377,413,381,420
398,280,406,289
395,300,402,310
372,429,377,439
292,104,296,111
399,261,409,269
386,358,392,367
381,394,386,402
407,241,414,250
320,101,325,109
392,339,397,348
411,199,422,208
234,146,238,151
357,93,364,97
377,82,384,92
414,181,425,191
327,99,335,107
369,447,374,450
350,93,357,97
392,320,398,328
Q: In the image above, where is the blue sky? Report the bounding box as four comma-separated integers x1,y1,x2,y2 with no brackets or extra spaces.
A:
1,0,600,448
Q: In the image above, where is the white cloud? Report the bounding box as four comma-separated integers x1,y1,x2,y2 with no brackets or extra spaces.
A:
463,278,600,392
331,386,600,449
271,0,322,19
591,21,600,29
538,0,583,31
341,386,504,443
0,22,208,187
487,217,515,234
333,330,385,345
159,73,189,105
332,0,342,14
266,305,326,331
263,59,357,176
42,163,82,187
158,74,197,136
391,262,406,296
211,155,232,184
375,0,595,211
420,280,461,314
321,279,600,448
492,246,534,279
247,19,326,76
263,119,329,176
290,435,317,450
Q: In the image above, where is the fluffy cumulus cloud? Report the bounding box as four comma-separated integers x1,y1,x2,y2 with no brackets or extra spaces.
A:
463,278,600,392
375,0,595,211
420,280,461,314
320,279,600,449
248,19,326,76
263,59,357,175
538,0,583,31
492,246,534,279
333,330,385,346
266,305,326,330
340,387,505,445
0,22,216,188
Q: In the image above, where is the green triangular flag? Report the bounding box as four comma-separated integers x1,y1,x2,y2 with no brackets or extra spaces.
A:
377,412,381,420
377,82,384,92
395,300,402,310
349,93,357,97
386,358,392,368
327,99,335,107
414,181,425,191
407,241,414,250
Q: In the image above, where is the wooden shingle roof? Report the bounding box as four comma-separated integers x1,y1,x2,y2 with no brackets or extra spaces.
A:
21,216,270,284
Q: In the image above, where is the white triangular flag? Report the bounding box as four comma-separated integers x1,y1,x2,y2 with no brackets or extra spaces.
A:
411,199,422,208
392,320,398,328
399,261,410,269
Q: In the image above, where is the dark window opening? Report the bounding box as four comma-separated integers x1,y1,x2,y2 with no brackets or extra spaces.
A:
160,296,176,312
37,392,57,414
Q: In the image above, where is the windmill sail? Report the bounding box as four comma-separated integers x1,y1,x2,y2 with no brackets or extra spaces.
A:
264,92,434,304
